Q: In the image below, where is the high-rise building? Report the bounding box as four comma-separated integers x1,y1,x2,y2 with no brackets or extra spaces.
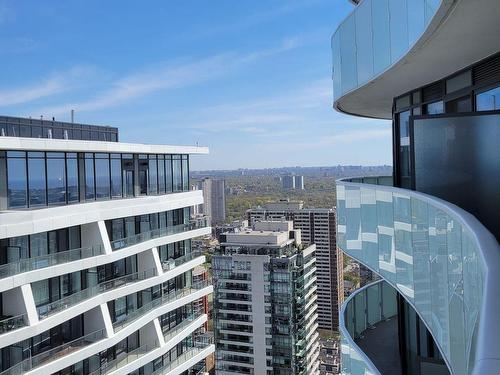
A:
247,200,343,332
0,115,214,375
281,175,305,190
282,175,295,189
195,178,226,226
213,220,320,375
333,1,500,374
294,175,305,190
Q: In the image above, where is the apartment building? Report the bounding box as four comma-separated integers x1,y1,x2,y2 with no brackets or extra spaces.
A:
0,116,214,375
213,220,320,375
247,200,343,332
194,178,226,226
332,1,500,374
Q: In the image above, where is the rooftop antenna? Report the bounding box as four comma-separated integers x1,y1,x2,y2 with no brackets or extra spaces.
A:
71,109,74,123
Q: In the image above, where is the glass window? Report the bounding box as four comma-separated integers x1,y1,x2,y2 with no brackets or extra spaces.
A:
182,156,189,191
66,155,79,203
85,154,95,200
32,279,50,307
158,157,166,194
446,70,472,94
424,101,444,115
395,95,411,112
446,96,471,113
122,155,134,197
165,156,173,192
47,153,66,205
148,156,158,195
398,110,412,188
110,155,122,198
28,152,47,207
172,156,182,192
476,86,500,111
95,154,110,199
30,233,48,258
7,152,27,208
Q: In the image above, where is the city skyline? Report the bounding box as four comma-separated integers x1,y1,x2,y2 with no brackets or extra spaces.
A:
0,0,391,170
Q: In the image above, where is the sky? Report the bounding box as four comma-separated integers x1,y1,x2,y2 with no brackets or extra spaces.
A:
0,0,392,171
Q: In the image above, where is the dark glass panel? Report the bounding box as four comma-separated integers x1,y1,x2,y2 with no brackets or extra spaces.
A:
476,86,500,111
172,156,182,192
28,156,47,207
66,157,79,203
165,156,173,192
110,157,122,198
95,156,111,199
148,157,158,194
158,158,166,194
182,157,189,191
85,156,95,200
7,155,27,208
47,156,66,205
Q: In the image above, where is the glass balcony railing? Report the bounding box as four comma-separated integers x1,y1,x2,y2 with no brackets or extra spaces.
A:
89,341,160,375
332,0,442,102
37,269,158,319
340,280,397,375
162,310,205,343
113,279,210,332
336,177,500,375
0,329,106,375
0,245,104,280
161,250,204,272
150,337,214,375
91,310,206,375
110,217,209,251
0,313,27,334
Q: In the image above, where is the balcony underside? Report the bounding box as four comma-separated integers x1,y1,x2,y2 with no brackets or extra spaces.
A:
333,0,500,119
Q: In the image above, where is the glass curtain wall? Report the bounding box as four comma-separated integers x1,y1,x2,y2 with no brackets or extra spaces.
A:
2,152,190,209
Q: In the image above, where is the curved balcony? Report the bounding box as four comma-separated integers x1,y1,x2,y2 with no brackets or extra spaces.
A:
336,177,500,374
340,280,398,375
331,0,500,118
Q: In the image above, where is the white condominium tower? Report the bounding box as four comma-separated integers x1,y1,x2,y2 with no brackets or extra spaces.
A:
213,220,320,375
0,116,213,375
247,200,343,332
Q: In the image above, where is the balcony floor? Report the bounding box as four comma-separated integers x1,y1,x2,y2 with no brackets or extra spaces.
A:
355,316,402,375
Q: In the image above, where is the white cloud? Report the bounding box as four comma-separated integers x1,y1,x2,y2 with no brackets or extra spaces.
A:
0,66,95,107
37,38,303,117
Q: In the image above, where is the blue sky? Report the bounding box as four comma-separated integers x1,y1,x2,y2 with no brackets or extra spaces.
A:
0,0,391,170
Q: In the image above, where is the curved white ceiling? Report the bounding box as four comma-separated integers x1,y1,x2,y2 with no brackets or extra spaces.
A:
334,0,500,119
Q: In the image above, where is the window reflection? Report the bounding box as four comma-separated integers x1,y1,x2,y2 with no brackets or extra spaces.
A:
47,153,66,205
476,86,500,111
424,101,444,115
28,152,46,207
3,152,190,209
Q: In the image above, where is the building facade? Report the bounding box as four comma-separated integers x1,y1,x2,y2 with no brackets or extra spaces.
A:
294,176,305,190
247,201,343,332
194,178,226,226
213,221,320,375
332,1,500,374
0,116,214,375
